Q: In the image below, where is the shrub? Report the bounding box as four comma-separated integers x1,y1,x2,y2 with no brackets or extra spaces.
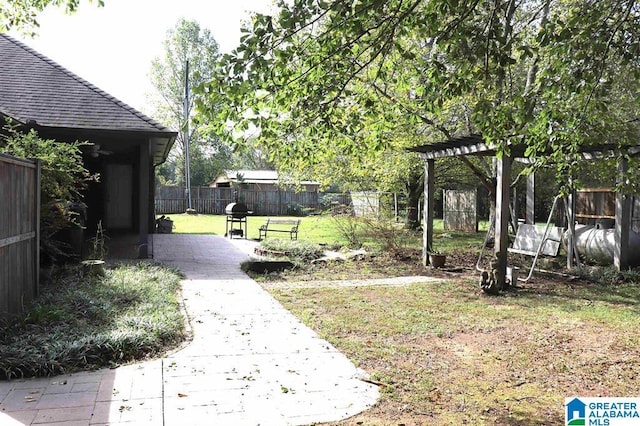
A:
330,212,364,249
330,211,416,257
286,203,305,216
0,125,96,263
319,193,342,211
359,216,414,258
577,265,640,284
259,239,325,261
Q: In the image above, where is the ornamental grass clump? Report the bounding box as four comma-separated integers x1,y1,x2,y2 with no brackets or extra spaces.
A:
0,262,185,380
259,239,325,262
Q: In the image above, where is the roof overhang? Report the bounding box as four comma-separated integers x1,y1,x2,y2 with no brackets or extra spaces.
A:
0,115,177,166
150,135,177,166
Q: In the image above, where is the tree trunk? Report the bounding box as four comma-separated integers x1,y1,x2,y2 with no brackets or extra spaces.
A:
405,177,423,230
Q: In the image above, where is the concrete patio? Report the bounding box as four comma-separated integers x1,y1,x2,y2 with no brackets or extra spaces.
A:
0,234,379,425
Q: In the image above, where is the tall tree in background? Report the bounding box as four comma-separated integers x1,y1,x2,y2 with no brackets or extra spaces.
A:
150,18,232,187
199,0,640,226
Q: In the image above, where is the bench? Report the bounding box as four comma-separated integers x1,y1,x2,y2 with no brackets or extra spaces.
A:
259,218,301,240
508,224,564,257
507,223,565,283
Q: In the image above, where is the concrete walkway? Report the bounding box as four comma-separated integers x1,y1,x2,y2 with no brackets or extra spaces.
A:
0,235,378,425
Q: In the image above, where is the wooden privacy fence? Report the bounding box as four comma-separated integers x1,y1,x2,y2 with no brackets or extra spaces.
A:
0,154,40,317
155,185,320,216
576,188,640,232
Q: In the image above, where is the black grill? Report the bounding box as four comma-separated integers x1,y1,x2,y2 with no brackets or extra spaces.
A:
225,202,249,218
225,202,251,238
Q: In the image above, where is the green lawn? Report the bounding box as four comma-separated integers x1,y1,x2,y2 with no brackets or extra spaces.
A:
271,270,640,425
163,213,364,245
161,213,488,252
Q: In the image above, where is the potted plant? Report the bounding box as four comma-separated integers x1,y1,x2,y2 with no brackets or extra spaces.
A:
428,249,447,268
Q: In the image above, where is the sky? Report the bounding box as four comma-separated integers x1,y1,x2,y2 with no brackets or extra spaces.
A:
11,0,275,114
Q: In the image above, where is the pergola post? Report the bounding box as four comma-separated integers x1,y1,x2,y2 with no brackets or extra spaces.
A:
615,158,631,271
422,158,435,266
566,190,576,269
494,154,512,289
526,172,535,224
512,186,518,227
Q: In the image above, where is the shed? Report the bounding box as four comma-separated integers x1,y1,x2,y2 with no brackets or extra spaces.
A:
212,170,320,193
0,33,177,258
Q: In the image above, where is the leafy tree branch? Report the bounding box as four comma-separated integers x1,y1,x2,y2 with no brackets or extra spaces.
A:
0,0,103,33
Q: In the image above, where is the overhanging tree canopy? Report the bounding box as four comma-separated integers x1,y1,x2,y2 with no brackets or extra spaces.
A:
197,0,640,222
0,0,103,33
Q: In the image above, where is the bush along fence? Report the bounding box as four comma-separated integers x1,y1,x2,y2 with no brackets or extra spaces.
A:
155,185,322,216
0,154,40,318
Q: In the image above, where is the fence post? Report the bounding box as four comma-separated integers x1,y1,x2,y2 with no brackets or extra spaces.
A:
34,159,41,297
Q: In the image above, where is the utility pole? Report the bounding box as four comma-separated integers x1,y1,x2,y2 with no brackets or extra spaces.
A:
184,59,192,211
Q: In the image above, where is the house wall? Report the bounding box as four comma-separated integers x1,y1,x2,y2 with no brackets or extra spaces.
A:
41,130,158,259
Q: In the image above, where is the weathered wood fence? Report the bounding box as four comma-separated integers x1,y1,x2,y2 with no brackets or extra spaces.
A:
0,154,40,317
155,185,320,216
575,188,640,232
443,189,478,232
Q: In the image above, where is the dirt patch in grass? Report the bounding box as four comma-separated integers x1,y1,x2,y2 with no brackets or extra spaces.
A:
255,248,473,285
254,248,640,425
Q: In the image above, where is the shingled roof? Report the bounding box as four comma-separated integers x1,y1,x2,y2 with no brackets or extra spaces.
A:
0,33,175,141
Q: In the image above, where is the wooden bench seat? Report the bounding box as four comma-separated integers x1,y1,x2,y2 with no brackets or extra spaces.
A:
259,218,301,240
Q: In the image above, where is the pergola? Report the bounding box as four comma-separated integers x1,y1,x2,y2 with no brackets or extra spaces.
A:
409,134,635,292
